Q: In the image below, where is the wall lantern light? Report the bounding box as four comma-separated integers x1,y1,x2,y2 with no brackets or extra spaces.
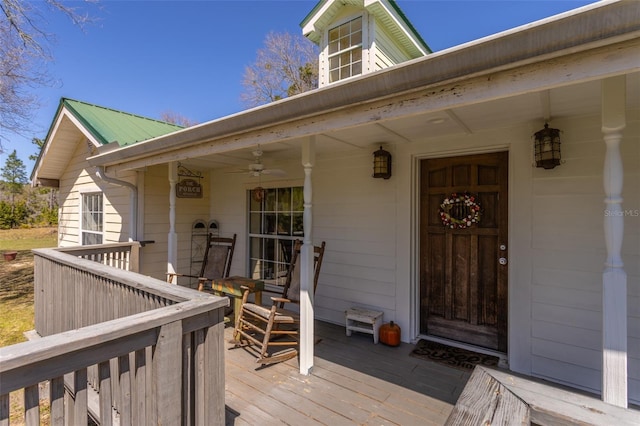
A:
373,146,392,179
534,123,562,169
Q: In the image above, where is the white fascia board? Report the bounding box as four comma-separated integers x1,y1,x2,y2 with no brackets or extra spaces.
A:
31,107,101,185
365,0,428,56
302,0,337,42
31,108,66,185
62,109,102,150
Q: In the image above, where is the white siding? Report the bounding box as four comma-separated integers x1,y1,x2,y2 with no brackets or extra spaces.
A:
139,165,211,283
527,113,639,400
58,139,134,247
373,19,412,71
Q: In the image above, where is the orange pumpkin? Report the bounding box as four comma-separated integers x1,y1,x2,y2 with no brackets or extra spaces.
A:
379,321,401,346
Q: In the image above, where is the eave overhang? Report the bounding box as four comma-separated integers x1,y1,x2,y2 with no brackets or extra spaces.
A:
31,102,102,187
88,0,640,172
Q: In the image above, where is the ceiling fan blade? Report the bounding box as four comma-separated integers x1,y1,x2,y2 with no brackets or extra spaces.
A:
261,169,287,177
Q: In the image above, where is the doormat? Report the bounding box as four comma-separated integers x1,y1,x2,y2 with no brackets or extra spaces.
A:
410,340,499,371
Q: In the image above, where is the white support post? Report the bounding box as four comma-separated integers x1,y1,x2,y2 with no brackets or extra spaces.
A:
300,137,316,375
601,76,627,408
168,162,178,282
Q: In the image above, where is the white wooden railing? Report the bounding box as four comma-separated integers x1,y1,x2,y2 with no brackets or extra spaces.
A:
0,247,227,425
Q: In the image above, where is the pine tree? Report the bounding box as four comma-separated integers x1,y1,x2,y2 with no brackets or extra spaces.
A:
1,150,28,203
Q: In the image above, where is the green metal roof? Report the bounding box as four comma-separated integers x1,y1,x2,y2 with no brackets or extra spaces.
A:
62,98,183,147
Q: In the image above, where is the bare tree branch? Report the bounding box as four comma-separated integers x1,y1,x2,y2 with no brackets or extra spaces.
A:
0,0,98,153
241,31,318,108
159,111,198,127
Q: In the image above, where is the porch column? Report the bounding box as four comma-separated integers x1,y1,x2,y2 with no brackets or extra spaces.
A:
168,162,178,282
300,137,316,375
601,76,627,408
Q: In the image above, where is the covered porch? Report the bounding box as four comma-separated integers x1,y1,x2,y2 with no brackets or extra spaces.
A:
84,1,639,407
22,0,638,412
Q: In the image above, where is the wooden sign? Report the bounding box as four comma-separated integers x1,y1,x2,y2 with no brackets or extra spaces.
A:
176,179,202,198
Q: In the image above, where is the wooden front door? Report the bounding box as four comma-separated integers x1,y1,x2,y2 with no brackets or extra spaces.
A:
420,152,508,352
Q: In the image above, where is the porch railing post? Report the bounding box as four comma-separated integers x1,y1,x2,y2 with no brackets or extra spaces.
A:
152,320,183,424
129,242,140,273
202,309,226,425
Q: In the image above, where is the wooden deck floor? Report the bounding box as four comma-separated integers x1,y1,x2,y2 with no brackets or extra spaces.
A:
224,321,471,425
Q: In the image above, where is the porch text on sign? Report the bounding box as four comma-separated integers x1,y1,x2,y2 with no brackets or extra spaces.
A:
176,179,202,198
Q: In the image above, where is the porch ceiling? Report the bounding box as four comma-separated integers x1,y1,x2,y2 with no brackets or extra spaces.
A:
180,72,639,172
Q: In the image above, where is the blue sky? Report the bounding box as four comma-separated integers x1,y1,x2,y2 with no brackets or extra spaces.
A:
2,0,596,173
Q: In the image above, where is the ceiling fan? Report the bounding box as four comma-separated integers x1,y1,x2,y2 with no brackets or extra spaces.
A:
230,147,286,177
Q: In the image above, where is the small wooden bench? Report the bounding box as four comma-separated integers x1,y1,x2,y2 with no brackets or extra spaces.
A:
446,366,639,425
345,307,383,344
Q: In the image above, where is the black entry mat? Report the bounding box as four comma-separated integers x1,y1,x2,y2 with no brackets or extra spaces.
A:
410,340,499,371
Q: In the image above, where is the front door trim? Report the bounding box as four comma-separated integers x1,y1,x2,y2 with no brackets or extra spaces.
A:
410,145,510,363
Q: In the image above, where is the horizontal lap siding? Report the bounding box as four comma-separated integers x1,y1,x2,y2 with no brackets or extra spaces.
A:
373,22,412,71
314,150,397,325
58,141,134,247
58,141,88,246
209,169,255,278
208,149,399,326
141,165,210,281
530,114,639,402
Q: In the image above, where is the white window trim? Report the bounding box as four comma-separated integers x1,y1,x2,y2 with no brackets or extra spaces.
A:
322,13,368,86
246,186,304,292
79,191,104,245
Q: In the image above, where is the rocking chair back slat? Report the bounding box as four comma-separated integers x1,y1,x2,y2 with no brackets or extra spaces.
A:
280,240,325,306
197,233,236,291
167,233,236,288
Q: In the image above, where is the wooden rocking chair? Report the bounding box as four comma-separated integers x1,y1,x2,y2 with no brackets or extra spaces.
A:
233,239,326,365
167,233,236,290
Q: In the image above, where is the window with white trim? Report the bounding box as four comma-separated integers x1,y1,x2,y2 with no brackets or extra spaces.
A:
328,16,363,83
81,192,103,245
248,187,303,287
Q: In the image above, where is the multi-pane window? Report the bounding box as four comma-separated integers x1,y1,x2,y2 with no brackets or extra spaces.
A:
81,193,103,245
248,187,304,287
328,17,363,83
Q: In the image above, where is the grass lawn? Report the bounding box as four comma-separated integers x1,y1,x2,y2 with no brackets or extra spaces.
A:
0,227,57,347
0,227,58,251
1,227,57,425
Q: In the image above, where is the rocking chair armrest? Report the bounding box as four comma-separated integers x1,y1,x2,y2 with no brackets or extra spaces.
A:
239,286,253,304
270,297,291,304
167,273,199,279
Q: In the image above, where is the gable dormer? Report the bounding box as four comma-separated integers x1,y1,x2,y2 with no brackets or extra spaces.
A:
301,0,430,87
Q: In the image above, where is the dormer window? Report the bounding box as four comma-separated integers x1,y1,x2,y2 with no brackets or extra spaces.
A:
302,1,429,88
328,17,363,83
